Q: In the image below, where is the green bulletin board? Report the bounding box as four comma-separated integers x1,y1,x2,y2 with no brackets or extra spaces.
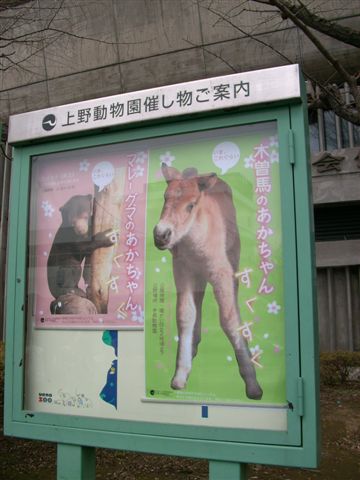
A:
4,66,319,480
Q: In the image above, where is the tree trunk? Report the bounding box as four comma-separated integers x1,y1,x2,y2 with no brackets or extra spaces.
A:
87,166,125,313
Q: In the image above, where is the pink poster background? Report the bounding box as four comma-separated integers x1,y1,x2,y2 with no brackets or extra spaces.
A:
30,147,148,329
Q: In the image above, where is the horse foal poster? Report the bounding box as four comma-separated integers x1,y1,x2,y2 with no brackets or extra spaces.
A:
145,122,286,406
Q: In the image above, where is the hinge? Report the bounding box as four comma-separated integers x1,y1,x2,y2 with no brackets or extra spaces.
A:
288,129,295,165
297,377,304,417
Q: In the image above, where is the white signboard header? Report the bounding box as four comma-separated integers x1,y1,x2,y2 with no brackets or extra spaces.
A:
8,65,301,144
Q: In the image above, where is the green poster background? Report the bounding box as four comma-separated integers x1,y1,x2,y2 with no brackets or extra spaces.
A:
145,122,286,405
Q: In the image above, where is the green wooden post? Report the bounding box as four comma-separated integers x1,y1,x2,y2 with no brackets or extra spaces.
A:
57,444,96,480
209,461,248,480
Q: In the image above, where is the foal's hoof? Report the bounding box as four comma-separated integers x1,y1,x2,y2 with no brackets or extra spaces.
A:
171,375,187,390
246,384,263,400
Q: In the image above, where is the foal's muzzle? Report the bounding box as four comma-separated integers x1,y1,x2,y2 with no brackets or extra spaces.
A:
153,225,171,249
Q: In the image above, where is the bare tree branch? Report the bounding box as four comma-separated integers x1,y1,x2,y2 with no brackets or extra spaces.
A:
252,0,360,122
253,0,360,48
0,0,31,10
196,0,360,124
202,2,293,64
264,1,354,79
185,38,237,73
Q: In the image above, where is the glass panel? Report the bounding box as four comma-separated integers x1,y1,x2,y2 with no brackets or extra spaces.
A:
353,124,360,147
24,121,288,433
324,110,337,150
340,118,350,148
308,110,320,153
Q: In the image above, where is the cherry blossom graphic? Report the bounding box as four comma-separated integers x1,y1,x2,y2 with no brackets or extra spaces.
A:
135,151,147,164
270,150,279,163
41,200,55,217
160,151,175,166
250,344,262,356
267,300,281,314
79,160,90,172
131,306,144,324
134,164,145,178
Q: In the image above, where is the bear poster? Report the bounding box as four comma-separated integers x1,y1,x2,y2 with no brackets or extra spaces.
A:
29,144,148,329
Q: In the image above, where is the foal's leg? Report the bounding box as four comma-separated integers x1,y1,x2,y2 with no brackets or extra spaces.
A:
210,264,263,400
192,284,206,359
171,262,205,390
171,286,197,389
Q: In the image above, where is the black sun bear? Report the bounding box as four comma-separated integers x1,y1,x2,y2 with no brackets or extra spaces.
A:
47,194,114,314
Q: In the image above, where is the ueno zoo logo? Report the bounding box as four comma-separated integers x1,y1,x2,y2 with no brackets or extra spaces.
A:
42,114,57,131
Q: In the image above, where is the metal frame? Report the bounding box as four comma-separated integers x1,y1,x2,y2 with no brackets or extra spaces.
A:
4,74,319,478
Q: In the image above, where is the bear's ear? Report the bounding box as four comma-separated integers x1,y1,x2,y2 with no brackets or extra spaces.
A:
59,204,67,222
59,196,71,213
59,203,68,221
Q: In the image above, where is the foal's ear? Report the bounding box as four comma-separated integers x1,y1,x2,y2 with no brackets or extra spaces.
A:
182,167,198,179
161,163,181,183
197,173,217,191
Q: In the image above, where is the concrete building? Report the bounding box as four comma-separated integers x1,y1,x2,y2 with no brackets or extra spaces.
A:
0,0,359,349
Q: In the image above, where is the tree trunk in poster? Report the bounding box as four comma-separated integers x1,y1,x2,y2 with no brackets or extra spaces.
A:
88,167,125,313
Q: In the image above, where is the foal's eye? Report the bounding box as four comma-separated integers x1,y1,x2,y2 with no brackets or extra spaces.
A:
186,203,195,213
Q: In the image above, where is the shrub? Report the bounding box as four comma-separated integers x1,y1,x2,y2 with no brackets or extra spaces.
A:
320,351,360,385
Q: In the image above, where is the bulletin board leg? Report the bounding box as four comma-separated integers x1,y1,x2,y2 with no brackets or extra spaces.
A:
57,444,96,480
209,460,248,480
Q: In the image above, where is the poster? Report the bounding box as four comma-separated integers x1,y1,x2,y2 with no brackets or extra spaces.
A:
29,145,147,329
144,122,286,406
27,121,286,409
